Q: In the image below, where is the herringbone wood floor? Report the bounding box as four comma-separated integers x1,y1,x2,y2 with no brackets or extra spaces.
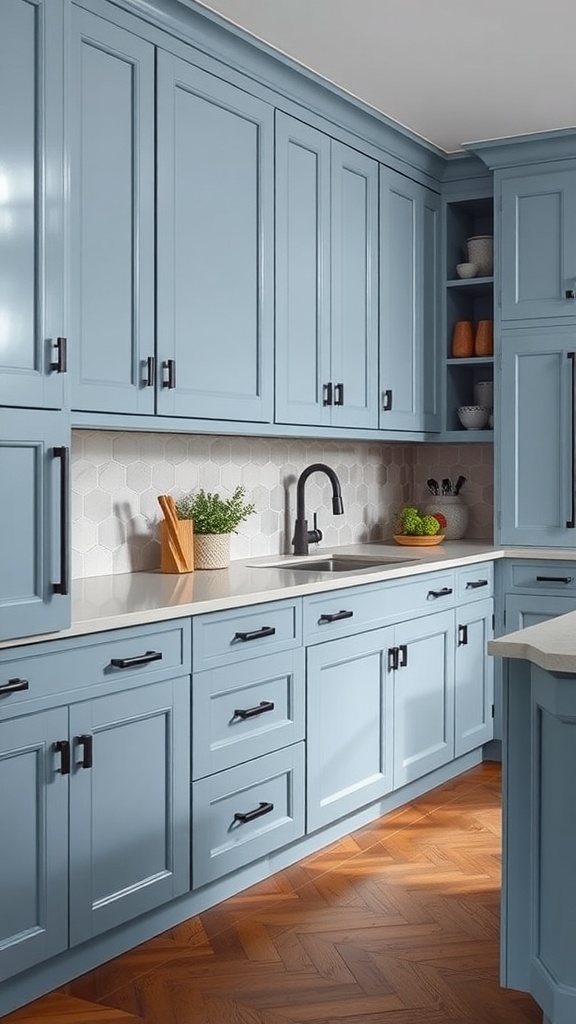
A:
6,762,541,1023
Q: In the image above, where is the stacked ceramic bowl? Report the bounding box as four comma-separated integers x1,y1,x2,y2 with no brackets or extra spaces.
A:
474,379,494,429
457,405,491,430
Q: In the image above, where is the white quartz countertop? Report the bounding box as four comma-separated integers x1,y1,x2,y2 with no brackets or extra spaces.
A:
489,612,576,674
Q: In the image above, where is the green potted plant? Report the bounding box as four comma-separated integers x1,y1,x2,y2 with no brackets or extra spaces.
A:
175,485,255,569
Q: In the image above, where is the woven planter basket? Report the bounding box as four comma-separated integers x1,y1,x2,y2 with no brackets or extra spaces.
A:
193,533,231,570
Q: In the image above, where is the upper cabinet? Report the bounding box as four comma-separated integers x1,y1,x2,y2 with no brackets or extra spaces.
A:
0,0,66,410
379,169,441,432
500,167,576,323
275,113,379,429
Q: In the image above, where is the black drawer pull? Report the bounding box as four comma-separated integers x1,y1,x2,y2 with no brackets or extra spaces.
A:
234,801,274,825
52,445,70,596
163,358,176,388
50,336,67,373
144,355,156,387
398,644,408,668
323,382,333,406
382,388,393,411
457,624,469,646
388,647,399,671
234,626,276,642
77,734,93,769
234,700,275,720
318,609,354,624
54,739,70,775
334,382,344,406
428,587,453,599
465,579,488,589
0,677,29,696
535,575,574,584
110,650,163,669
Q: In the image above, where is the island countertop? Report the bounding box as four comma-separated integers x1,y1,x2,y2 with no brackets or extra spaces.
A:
489,609,576,674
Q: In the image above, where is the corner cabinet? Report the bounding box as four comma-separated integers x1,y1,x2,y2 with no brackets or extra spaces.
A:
274,112,379,429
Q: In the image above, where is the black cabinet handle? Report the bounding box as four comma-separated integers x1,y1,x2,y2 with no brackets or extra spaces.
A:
465,579,488,589
427,587,453,599
77,734,93,769
109,647,161,671
318,609,354,624
568,352,576,528
457,624,469,646
388,647,399,671
162,359,176,389
52,446,70,596
334,382,344,406
323,382,333,406
233,700,275,720
233,626,276,642
382,389,393,411
144,355,156,387
0,677,29,696
234,801,274,824
50,336,67,373
566,289,575,299
54,739,70,775
398,644,408,667
536,575,574,584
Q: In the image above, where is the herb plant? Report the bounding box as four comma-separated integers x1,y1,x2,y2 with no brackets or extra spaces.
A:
175,485,255,535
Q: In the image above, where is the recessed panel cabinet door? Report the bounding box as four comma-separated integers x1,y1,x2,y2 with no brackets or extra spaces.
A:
0,410,70,642
500,169,576,322
455,598,494,757
157,53,273,422
69,8,155,414
0,0,65,409
0,708,68,982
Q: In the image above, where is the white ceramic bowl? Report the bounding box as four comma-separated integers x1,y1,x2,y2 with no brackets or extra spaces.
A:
456,262,478,279
473,380,494,407
457,404,491,430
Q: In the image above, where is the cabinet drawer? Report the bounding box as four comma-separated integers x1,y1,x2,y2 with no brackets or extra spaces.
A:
303,571,456,643
0,620,191,711
506,560,576,594
192,743,305,887
457,562,494,602
192,649,305,779
192,599,301,672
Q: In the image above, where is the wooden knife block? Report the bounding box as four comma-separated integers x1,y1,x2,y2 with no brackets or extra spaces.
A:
160,519,194,573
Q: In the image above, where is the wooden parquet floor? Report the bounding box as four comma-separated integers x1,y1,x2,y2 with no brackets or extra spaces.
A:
5,762,541,1024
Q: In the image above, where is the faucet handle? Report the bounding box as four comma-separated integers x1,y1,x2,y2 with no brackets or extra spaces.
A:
309,512,323,545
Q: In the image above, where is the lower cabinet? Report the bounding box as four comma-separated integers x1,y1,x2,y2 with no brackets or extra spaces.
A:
455,598,494,757
503,559,576,632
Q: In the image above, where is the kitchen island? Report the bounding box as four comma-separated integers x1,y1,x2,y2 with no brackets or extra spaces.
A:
489,614,576,1024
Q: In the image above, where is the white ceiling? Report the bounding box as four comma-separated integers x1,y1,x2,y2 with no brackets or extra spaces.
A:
195,0,576,153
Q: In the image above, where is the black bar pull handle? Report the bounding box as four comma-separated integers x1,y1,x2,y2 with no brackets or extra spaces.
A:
536,575,574,584
144,356,156,387
54,739,70,775
50,336,67,373
566,289,575,299
163,359,176,389
465,579,489,590
52,446,70,596
77,734,93,769
567,352,576,528
234,801,274,824
334,382,344,406
110,650,163,669
234,700,275,720
457,624,469,646
398,644,408,667
0,677,29,696
388,647,399,672
234,626,276,642
428,587,453,599
382,389,393,411
318,609,354,624
323,382,333,406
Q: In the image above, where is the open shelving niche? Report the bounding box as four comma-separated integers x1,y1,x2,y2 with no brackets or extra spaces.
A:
442,193,494,440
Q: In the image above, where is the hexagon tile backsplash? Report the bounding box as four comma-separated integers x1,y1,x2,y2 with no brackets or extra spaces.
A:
71,431,493,579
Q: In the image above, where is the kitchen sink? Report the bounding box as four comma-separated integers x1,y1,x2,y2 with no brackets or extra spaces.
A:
257,554,417,573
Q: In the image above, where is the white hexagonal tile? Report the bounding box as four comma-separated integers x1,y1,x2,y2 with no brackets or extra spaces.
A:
126,461,152,493
74,517,98,553
74,461,98,496
83,546,112,578
84,489,112,524
98,515,125,552
210,437,232,463
151,462,176,493
164,436,188,465
98,461,126,494
112,434,140,466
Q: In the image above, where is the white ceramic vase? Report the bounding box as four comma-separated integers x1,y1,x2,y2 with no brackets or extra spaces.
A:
423,496,469,541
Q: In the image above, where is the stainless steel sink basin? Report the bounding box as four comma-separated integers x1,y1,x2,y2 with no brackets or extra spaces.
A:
259,554,417,573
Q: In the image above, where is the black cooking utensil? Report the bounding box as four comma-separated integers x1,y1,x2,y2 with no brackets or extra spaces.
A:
427,478,439,496
441,478,451,496
454,475,466,495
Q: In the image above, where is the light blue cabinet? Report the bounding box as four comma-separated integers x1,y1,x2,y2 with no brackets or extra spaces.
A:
69,7,155,414
455,597,494,756
275,113,378,429
0,0,66,410
500,167,576,322
504,593,576,632
156,52,274,423
380,169,441,431
499,328,576,546
0,409,70,642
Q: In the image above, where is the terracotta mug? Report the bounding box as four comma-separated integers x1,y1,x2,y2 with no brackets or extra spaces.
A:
451,320,474,358
474,319,493,357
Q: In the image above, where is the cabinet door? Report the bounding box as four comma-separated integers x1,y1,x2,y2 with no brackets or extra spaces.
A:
393,610,455,788
0,0,65,409
69,7,155,414
157,53,273,422
504,593,576,632
68,678,190,946
307,627,394,832
330,142,379,428
380,170,440,431
275,113,331,427
455,598,494,757
500,169,576,321
0,708,68,981
0,409,70,642
500,330,576,546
